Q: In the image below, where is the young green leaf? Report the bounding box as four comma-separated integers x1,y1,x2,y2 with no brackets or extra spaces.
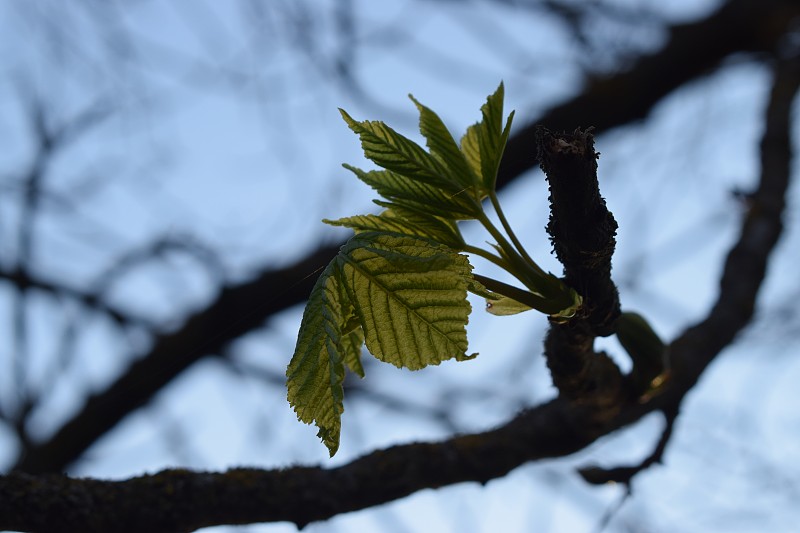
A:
340,109,467,195
338,232,473,370
409,95,481,196
486,242,580,316
287,231,474,456
286,262,354,456
472,272,579,318
343,164,480,220
485,293,533,316
377,203,466,249
460,82,515,194
289,82,587,456
325,206,465,250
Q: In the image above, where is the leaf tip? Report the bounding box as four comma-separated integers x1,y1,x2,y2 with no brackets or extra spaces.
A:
456,352,479,362
318,427,341,457
339,108,358,129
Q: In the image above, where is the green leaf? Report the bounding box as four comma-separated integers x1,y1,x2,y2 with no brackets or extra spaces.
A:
461,127,481,183
325,206,465,250
484,293,533,316
409,95,480,195
340,327,365,378
472,272,580,318
338,232,473,370
344,164,480,220
460,82,515,194
287,231,474,456
340,109,464,194
291,83,588,456
379,204,466,249
286,262,352,456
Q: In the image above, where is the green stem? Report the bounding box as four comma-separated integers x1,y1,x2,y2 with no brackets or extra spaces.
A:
476,211,547,287
488,190,538,268
463,245,508,270
471,273,558,313
476,212,522,263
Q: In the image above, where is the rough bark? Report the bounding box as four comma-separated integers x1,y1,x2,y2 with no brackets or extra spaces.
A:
537,127,622,407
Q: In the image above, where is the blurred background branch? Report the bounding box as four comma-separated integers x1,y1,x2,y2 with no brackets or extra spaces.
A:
1,0,799,531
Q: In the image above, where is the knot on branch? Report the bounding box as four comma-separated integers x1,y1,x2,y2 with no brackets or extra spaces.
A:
544,321,622,413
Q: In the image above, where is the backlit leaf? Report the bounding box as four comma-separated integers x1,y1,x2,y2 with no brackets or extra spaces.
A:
289,83,585,457
340,327,365,378
286,262,352,456
340,109,460,193
343,164,480,220
325,207,465,250
460,82,515,194
287,231,474,456
409,95,480,195
338,232,473,370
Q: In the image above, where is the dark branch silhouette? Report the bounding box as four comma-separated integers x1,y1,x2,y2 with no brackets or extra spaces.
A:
12,0,799,477
2,0,799,531
3,27,798,533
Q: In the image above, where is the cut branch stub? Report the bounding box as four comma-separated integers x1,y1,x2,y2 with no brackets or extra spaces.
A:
538,126,623,405
537,126,620,336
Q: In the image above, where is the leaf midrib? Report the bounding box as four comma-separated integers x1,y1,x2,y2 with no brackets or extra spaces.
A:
338,251,466,361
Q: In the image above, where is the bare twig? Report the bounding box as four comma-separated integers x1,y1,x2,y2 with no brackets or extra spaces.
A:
6,44,797,532
498,0,800,185
12,244,340,474
578,405,679,486
0,265,155,330
7,0,799,486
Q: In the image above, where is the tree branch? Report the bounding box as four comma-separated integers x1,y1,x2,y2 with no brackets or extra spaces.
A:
664,55,798,388
0,397,648,533
4,47,797,533
538,126,620,334
0,265,154,330
11,0,800,476
497,0,800,186
537,126,622,405
12,245,340,474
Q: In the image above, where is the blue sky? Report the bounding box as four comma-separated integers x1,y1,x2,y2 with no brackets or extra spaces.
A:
1,1,799,532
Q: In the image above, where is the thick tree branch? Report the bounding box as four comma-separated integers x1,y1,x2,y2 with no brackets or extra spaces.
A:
4,50,796,533
497,0,800,186
0,397,656,533
11,0,800,476
12,245,340,474
665,54,798,387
